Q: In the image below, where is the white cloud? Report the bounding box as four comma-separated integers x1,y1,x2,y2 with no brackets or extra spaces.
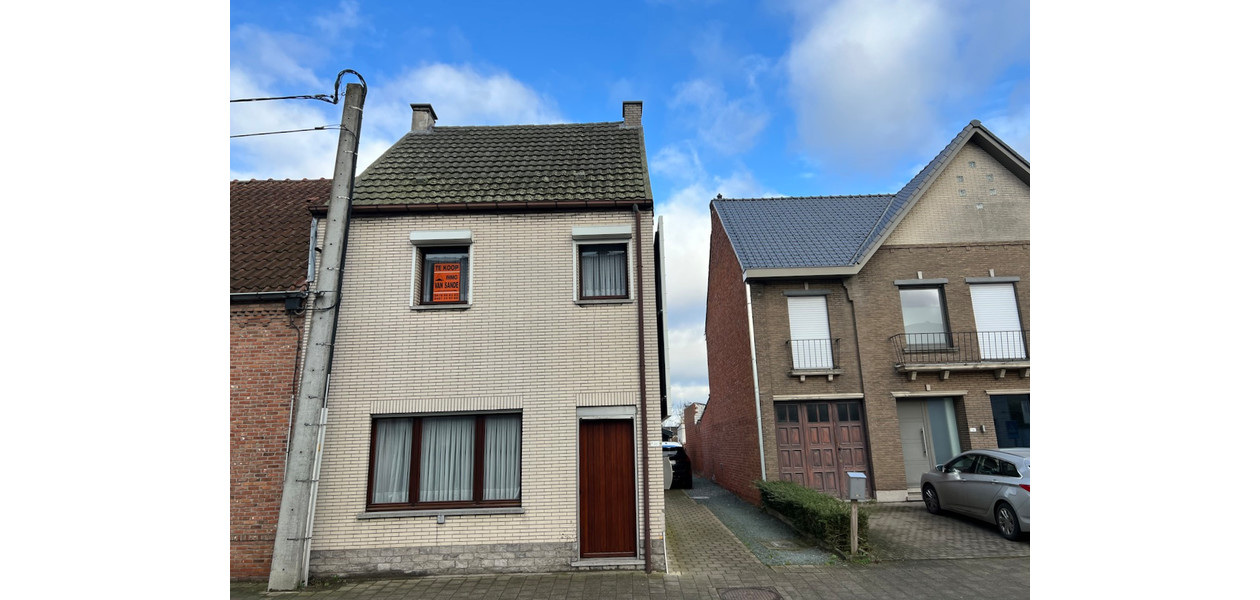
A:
314,0,364,36
785,0,1029,172
669,383,710,414
670,79,770,155
230,66,341,180
666,323,709,384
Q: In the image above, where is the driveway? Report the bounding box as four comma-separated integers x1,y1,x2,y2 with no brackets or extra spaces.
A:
865,500,1030,561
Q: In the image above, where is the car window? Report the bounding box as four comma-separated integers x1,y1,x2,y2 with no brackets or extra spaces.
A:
997,460,1020,478
975,456,1000,475
946,455,977,473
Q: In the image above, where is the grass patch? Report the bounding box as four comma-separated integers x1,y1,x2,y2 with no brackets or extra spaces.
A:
755,480,871,560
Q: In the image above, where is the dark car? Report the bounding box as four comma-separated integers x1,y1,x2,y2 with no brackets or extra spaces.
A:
662,442,692,489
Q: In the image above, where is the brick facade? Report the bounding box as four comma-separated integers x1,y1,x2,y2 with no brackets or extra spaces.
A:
697,138,1030,504
305,208,666,576
682,403,707,478
230,302,303,580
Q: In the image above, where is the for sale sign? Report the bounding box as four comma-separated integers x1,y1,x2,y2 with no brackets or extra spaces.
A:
432,263,461,302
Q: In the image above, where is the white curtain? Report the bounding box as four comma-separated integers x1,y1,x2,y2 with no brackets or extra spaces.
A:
581,245,627,297
418,416,475,502
372,419,412,504
483,414,522,500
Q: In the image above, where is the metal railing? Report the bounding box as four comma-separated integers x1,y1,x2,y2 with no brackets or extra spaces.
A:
890,330,1029,365
788,338,834,370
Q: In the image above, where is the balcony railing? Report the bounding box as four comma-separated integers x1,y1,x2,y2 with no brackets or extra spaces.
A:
890,330,1030,366
788,338,835,370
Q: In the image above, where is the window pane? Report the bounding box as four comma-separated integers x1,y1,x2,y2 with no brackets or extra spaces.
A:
580,244,627,298
372,419,412,504
483,415,522,500
418,416,475,502
422,247,469,303
899,287,948,347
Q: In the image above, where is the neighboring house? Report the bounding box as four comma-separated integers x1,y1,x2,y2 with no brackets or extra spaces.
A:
296,102,668,578
700,120,1029,505
681,402,707,475
230,178,330,580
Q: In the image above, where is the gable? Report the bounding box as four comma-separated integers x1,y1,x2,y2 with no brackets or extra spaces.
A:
883,142,1029,246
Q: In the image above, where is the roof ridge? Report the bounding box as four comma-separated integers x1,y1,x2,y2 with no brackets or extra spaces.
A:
714,193,895,202
420,121,624,131
230,178,333,183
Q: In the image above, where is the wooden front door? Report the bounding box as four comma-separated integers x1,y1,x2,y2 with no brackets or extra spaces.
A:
775,401,870,498
579,419,636,558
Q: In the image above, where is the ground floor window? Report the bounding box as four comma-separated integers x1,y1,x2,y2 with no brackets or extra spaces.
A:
989,394,1029,448
367,412,521,510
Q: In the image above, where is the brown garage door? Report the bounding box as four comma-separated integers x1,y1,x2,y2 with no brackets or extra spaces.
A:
775,400,870,499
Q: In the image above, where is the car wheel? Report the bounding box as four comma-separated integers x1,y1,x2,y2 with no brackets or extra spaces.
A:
996,502,1021,540
922,484,941,515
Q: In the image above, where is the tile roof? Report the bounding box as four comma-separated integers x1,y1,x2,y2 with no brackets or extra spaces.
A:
714,195,897,269
230,178,330,294
352,122,651,205
713,120,1026,272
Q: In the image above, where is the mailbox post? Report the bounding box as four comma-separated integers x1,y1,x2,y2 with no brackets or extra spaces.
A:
846,472,867,557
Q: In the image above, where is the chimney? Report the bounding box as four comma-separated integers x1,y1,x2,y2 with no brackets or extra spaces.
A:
411,103,437,133
621,101,642,129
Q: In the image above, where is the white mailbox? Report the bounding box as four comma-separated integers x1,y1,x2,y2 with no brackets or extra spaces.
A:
846,472,867,501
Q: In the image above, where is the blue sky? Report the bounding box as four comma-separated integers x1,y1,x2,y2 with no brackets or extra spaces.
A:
230,0,1030,417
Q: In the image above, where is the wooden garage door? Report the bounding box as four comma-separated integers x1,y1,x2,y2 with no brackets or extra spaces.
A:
579,419,636,558
775,401,869,498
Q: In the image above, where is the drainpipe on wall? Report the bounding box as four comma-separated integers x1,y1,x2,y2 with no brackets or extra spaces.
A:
842,279,876,499
745,281,767,481
634,204,652,573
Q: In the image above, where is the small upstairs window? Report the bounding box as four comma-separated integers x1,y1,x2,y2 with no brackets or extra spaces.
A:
410,230,473,307
572,225,633,302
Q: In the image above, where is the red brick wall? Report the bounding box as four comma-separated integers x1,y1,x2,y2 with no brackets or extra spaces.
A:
701,208,765,505
230,302,303,580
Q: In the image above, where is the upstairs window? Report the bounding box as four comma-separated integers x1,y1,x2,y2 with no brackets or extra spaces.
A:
572,225,633,302
410,230,472,307
898,286,951,349
418,246,469,304
579,243,629,299
787,295,833,369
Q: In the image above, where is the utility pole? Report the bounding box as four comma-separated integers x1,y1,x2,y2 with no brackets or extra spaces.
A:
268,82,365,591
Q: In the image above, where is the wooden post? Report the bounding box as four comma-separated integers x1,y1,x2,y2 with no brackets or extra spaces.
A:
850,498,859,557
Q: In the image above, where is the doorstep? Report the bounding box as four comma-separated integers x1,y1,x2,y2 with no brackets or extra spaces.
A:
570,557,645,571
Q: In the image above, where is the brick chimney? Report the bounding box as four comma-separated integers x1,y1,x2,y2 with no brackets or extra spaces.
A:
622,101,642,129
411,103,437,133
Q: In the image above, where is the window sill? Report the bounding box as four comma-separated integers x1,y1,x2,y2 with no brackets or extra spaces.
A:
357,506,524,520
410,303,471,311
574,298,633,306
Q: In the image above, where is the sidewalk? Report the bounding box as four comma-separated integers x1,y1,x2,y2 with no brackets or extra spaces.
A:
231,484,1029,599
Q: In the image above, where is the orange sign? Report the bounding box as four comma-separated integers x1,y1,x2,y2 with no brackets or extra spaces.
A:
432,263,462,302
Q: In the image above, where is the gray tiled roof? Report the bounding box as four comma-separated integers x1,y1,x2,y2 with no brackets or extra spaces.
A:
353,122,651,205
714,195,897,269
714,121,1012,271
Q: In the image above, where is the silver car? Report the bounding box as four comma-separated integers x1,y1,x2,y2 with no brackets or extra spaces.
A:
920,448,1029,540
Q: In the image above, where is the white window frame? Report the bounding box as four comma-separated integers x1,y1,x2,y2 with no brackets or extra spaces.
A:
410,230,474,309
572,225,634,304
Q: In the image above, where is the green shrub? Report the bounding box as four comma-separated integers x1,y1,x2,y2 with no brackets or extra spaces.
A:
755,479,870,557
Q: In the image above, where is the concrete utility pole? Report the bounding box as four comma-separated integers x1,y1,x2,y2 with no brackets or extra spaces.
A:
269,82,365,591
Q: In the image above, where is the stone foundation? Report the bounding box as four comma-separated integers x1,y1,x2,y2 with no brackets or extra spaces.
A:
310,539,667,578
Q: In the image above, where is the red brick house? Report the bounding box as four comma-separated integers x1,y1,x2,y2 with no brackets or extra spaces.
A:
230,178,330,580
697,121,1029,505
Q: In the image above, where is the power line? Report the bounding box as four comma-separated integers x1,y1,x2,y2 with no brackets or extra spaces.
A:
230,69,366,105
230,125,340,139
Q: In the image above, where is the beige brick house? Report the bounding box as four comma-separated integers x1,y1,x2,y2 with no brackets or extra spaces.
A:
295,102,668,578
697,120,1029,506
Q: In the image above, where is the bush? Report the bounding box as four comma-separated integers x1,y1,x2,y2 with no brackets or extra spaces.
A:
755,479,870,557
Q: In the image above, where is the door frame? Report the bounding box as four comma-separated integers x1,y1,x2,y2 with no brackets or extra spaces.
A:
576,406,640,559
895,395,963,492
